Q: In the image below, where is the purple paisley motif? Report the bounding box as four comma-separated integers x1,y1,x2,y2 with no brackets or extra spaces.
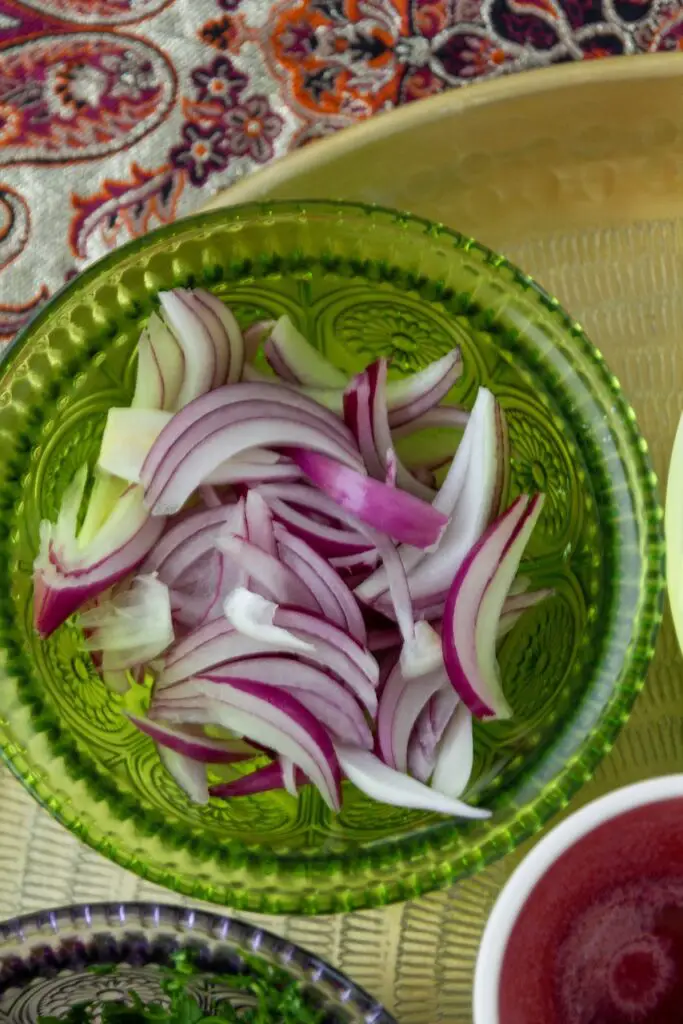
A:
0,184,30,271
0,32,176,166
7,0,174,24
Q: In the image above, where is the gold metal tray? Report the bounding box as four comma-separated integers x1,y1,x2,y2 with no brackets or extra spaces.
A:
1,53,682,1024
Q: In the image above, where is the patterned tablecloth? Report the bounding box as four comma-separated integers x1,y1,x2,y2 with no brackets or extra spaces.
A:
0,0,680,343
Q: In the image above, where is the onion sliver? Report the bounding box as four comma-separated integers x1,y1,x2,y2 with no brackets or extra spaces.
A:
223,588,314,652
142,381,356,485
442,493,545,719
276,525,366,643
430,702,474,800
157,678,342,810
132,312,184,412
219,534,318,610
142,391,362,515
335,744,489,819
385,350,463,429
127,713,253,763
210,760,304,799
290,449,448,549
265,316,347,388
158,744,209,804
204,655,373,749
344,359,435,501
191,289,244,386
159,290,216,408
98,408,172,484
80,573,173,670
34,476,165,637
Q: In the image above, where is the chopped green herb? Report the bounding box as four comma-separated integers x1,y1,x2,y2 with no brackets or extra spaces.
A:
38,951,325,1024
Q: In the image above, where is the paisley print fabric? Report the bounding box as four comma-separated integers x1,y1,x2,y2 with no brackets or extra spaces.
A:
0,0,675,342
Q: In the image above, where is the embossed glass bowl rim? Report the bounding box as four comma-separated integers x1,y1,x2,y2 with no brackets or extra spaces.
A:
0,199,665,913
0,900,395,1023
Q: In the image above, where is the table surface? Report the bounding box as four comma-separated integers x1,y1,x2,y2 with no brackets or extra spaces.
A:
2,6,683,1022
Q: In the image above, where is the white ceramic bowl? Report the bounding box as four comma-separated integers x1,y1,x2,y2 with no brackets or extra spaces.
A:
473,774,683,1023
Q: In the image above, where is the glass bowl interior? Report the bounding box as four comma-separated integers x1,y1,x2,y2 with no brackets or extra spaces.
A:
0,200,664,913
0,902,393,1023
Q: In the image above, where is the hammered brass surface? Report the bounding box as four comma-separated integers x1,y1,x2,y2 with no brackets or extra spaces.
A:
1,54,681,1023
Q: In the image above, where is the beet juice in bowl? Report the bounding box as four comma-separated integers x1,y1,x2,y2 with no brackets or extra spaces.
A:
474,776,683,1024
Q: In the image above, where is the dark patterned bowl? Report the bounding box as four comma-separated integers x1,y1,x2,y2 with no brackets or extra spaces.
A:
0,200,664,913
0,903,393,1023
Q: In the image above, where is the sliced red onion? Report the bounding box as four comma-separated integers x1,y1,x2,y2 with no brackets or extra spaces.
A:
201,655,373,749
430,702,474,800
98,408,172,484
132,313,184,413
275,525,366,643
274,605,378,687
127,713,253,763
244,490,277,556
158,744,209,804
377,658,445,772
344,360,434,501
280,755,298,796
141,385,362,515
143,504,240,586
79,573,173,671
401,620,443,679
219,534,318,610
385,350,463,429
156,678,342,810
209,760,304,799
442,493,545,719
34,472,165,637
243,320,275,362
199,484,222,508
256,483,372,558
191,289,245,386
357,387,503,611
223,588,314,652
335,744,489,819
407,684,460,784
159,290,216,409
265,316,347,388
391,404,470,439
290,449,448,549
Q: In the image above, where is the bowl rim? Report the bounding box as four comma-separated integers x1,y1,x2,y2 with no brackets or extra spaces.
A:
0,198,665,913
0,899,394,1023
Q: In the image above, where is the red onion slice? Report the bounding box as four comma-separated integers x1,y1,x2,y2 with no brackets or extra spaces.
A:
442,493,545,719
430,702,474,800
191,289,245,386
223,588,314,652
132,313,184,413
127,713,254,763
159,290,216,408
157,678,342,810
385,350,463,429
344,359,435,501
219,534,318,610
209,760,305,799
290,449,448,549
143,395,362,515
158,744,209,804
244,490,277,556
202,654,374,749
34,473,165,637
275,525,366,643
265,316,347,388
335,744,489,819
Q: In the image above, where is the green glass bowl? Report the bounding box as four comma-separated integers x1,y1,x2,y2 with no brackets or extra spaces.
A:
0,200,664,914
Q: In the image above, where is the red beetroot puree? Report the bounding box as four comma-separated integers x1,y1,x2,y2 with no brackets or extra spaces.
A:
499,799,683,1024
